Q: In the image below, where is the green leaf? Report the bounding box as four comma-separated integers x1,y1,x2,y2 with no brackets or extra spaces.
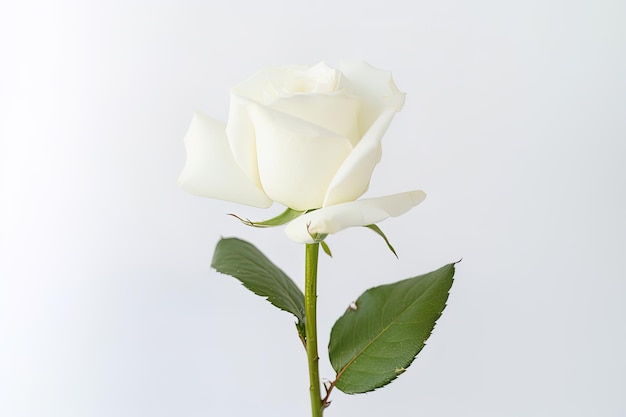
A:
364,224,398,258
328,263,456,394
229,207,305,227
211,237,306,341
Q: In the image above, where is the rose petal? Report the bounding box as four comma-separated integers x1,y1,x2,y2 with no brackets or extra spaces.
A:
284,190,426,243
232,64,337,104
226,64,355,186
274,63,339,95
225,94,263,188
178,112,272,208
269,94,362,146
252,105,352,210
322,108,396,207
338,61,406,135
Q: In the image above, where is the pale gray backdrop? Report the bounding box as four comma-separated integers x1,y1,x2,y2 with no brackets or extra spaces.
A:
1,0,625,416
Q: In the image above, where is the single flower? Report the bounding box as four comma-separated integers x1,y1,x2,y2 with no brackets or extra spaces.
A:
178,61,425,243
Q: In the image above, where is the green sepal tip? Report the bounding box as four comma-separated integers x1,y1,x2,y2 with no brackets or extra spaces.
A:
364,224,398,258
229,207,305,228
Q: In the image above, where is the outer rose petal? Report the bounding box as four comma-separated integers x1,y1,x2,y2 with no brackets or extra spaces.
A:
322,108,396,207
225,94,263,188
178,112,272,208
252,105,352,211
284,190,426,244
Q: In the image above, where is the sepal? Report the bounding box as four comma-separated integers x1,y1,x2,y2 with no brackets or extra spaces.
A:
364,224,398,258
229,207,305,228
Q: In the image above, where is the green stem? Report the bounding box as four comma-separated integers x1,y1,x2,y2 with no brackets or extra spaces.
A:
305,243,323,417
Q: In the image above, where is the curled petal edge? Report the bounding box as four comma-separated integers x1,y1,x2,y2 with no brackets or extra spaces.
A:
284,190,426,244
323,108,397,207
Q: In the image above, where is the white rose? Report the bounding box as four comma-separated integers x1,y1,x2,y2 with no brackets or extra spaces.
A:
178,62,425,243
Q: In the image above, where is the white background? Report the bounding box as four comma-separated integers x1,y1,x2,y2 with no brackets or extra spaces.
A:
1,1,625,416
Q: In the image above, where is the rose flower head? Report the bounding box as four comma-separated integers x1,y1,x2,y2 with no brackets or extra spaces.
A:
179,62,425,243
